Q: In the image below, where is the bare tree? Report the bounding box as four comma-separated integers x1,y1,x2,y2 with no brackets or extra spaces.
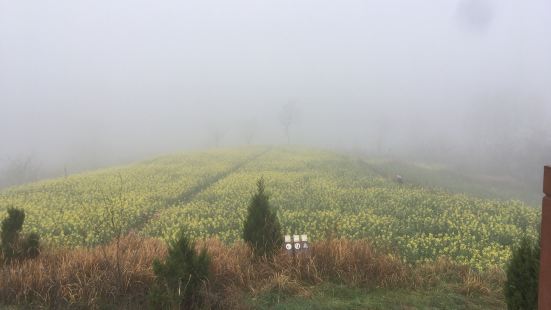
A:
212,128,225,147
0,155,40,188
207,122,226,148
374,115,389,155
241,119,258,145
92,173,127,291
279,102,298,144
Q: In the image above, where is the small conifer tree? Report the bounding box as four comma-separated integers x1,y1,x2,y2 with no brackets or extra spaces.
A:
243,178,283,258
504,236,539,310
150,230,210,309
1,208,25,261
1,208,40,263
22,232,40,259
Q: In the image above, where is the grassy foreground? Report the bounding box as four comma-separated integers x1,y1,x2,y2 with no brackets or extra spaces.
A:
251,284,503,309
0,234,505,309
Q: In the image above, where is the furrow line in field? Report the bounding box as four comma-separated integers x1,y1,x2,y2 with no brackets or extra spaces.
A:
129,147,272,233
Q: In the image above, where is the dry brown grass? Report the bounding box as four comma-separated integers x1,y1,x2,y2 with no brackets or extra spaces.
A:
0,233,164,308
0,235,504,309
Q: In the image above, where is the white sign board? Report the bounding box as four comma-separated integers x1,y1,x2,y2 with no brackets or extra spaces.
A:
284,233,309,254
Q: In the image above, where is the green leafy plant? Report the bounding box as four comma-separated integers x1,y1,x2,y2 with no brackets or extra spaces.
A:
243,178,283,259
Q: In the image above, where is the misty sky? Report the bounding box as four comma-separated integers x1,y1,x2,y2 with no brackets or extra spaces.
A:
1,0,550,173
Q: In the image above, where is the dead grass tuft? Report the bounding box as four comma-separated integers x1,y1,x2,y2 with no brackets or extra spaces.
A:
0,235,504,308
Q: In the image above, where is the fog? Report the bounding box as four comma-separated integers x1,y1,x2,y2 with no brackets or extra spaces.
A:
1,0,550,188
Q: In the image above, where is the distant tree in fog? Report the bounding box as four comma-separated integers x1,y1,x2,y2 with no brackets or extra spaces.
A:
374,115,389,155
207,124,225,148
241,119,258,145
279,102,298,144
212,129,224,147
0,155,40,188
464,94,549,181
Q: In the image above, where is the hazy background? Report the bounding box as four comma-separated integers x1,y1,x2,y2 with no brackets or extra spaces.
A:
1,0,550,189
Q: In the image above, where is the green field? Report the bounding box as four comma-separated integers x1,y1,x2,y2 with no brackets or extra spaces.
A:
0,146,540,270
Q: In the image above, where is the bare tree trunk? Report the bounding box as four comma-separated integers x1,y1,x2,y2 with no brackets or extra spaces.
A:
285,126,290,144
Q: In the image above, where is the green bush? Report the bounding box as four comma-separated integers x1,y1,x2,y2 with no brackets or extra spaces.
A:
1,208,40,263
504,236,539,310
1,208,25,261
150,230,210,309
22,232,40,259
243,178,283,259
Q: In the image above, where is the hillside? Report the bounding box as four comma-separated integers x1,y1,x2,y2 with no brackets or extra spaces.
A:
362,158,542,207
0,146,539,271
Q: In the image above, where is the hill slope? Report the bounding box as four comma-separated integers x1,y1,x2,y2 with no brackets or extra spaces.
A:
0,146,539,269
362,157,541,206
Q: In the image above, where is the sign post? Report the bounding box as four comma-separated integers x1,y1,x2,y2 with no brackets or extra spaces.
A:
293,235,301,251
284,234,309,255
284,235,293,253
301,234,309,251
540,166,551,309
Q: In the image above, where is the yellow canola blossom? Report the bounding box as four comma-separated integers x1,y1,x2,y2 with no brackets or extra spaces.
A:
0,146,540,270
